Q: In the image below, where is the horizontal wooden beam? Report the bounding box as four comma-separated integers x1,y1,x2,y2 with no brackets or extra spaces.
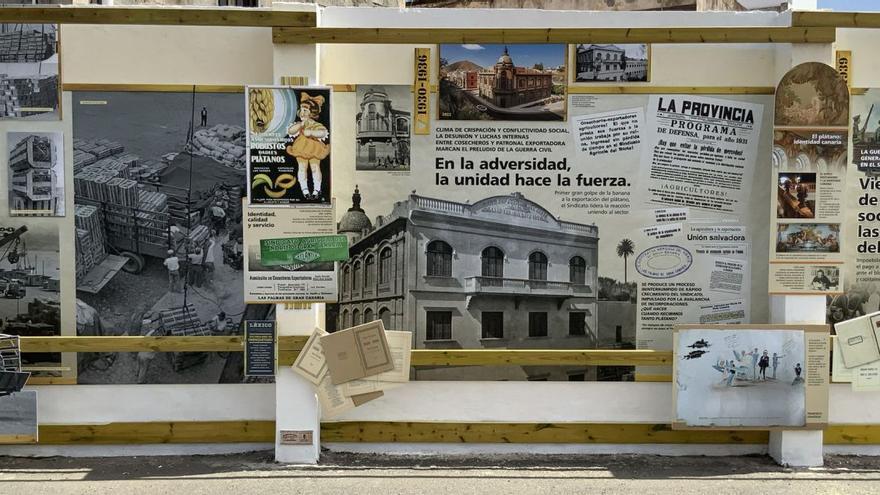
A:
568,86,775,95
792,11,880,29
38,420,274,445
273,26,835,45
0,6,315,27
0,421,875,445
63,84,244,93
19,335,307,353
321,421,767,444
410,349,671,366
0,434,36,444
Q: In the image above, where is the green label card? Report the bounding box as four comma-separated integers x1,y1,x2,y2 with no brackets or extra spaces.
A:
260,235,349,267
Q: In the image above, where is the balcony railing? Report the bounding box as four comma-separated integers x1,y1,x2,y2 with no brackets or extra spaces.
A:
465,276,593,297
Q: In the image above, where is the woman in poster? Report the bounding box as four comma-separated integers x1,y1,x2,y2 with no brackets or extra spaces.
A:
286,92,329,201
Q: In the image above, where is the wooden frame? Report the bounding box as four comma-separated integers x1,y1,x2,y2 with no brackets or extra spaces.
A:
63,84,244,93
273,27,836,45
16,420,880,445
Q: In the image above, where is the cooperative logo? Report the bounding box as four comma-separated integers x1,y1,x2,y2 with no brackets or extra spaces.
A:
294,250,320,263
635,245,693,279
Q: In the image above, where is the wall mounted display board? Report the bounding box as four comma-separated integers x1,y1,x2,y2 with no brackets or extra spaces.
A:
769,62,848,296
573,43,650,84
0,24,58,120
673,324,830,430
325,44,773,382
71,88,269,384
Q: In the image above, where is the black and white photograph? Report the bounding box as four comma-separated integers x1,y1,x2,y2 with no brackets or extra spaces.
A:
355,85,411,171
0,221,61,374
0,24,59,120
439,44,567,121
326,187,629,381
575,43,649,83
72,90,270,385
7,131,64,216
809,266,839,292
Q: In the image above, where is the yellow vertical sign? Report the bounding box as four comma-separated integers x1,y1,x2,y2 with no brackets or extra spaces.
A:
414,47,431,135
836,50,852,87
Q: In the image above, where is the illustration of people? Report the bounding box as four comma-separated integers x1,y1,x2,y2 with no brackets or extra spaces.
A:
286,92,329,201
201,106,208,127
795,176,808,208
771,352,785,379
758,350,770,380
749,347,760,380
812,269,832,290
793,363,804,385
726,360,737,386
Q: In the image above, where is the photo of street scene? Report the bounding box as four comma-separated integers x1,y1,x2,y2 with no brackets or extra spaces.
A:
574,44,649,82
7,131,64,216
776,223,840,253
73,90,271,384
355,85,411,171
0,221,61,373
776,172,816,219
439,44,566,121
0,24,58,120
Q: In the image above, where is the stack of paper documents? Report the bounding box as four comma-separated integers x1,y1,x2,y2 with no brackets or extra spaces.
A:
833,312,880,391
291,321,412,418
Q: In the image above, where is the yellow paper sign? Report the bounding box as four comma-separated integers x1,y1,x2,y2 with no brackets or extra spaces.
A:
414,47,431,135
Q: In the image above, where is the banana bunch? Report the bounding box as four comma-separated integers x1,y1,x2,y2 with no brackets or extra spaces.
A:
252,173,297,199
249,88,275,133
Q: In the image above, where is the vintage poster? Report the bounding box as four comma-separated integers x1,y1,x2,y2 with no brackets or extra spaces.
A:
247,86,332,205
0,24,58,120
355,85,411,171
328,88,770,382
640,94,764,215
573,43,649,83
243,202,338,303
7,131,64,216
673,324,830,429
770,63,848,295
438,44,567,121
72,90,260,385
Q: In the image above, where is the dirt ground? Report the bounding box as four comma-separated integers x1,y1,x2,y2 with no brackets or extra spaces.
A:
3,451,880,494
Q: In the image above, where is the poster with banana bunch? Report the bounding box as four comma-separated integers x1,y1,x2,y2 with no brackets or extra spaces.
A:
247,86,332,206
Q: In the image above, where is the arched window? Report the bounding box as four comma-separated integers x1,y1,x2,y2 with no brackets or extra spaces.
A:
427,240,453,277
570,256,586,285
481,247,504,281
365,255,376,288
341,309,349,329
352,309,361,326
364,308,374,323
379,307,391,328
353,261,362,291
342,266,351,294
379,247,392,284
529,252,548,281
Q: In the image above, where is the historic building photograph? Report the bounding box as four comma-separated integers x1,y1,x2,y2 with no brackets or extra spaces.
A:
575,43,650,82
355,85,411,171
328,187,599,381
439,44,566,121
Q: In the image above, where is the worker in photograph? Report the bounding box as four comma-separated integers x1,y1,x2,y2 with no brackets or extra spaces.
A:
164,249,181,293
188,247,204,288
203,234,217,287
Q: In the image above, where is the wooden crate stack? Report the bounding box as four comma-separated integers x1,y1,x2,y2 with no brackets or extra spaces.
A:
159,305,211,371
74,204,107,282
0,31,54,63
0,77,20,118
0,334,21,372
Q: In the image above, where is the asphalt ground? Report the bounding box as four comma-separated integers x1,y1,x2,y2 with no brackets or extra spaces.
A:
3,451,880,494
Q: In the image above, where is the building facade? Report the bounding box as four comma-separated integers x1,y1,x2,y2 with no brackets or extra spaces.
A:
477,47,553,108
447,70,479,91
355,87,411,169
576,44,626,81
333,189,600,381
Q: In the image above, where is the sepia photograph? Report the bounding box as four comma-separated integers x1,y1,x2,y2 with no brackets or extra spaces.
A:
7,131,64,217
776,172,816,219
355,85,411,171
772,130,846,173
0,24,58,120
675,328,806,428
774,61,849,127
775,223,840,253
439,44,567,121
73,90,270,385
574,43,649,83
